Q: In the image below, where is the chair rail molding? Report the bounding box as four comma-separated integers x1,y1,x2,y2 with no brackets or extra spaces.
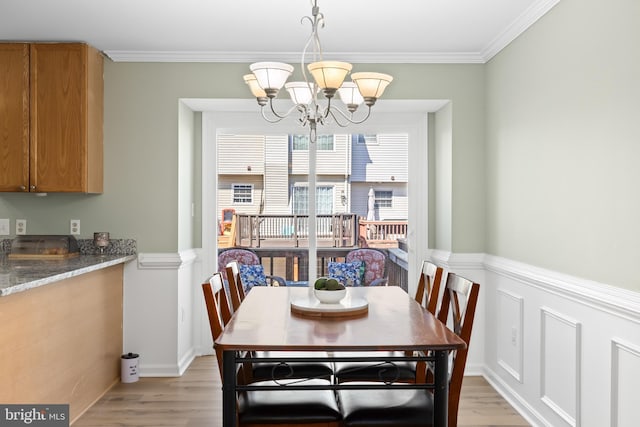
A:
137,249,199,270
484,255,640,323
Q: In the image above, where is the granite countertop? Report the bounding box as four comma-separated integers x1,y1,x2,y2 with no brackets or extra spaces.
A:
0,237,137,297
0,254,136,297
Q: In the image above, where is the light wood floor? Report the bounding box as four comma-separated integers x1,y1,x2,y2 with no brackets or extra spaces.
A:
73,356,530,427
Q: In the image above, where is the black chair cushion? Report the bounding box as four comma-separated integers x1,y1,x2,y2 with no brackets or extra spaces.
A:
251,351,334,381
338,383,434,427
334,351,417,383
238,379,342,424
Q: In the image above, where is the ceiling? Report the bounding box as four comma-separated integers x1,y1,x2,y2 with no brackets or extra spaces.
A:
0,0,559,63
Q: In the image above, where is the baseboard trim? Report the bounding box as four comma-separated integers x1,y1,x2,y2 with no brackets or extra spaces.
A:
482,366,550,427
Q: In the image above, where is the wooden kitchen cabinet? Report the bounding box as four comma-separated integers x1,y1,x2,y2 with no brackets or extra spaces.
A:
0,44,29,192
0,43,103,193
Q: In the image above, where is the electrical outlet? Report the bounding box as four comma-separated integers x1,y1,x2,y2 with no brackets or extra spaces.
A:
0,219,9,236
70,219,81,235
16,219,27,235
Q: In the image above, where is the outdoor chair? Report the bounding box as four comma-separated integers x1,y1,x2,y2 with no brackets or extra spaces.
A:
218,248,286,288
344,248,388,286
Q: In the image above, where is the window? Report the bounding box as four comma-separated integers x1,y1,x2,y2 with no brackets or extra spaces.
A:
352,134,379,145
290,134,334,151
232,184,253,204
374,190,392,208
292,186,334,214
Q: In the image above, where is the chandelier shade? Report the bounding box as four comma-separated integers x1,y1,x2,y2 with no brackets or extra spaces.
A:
337,82,364,111
307,61,353,91
250,62,294,93
243,74,267,98
351,72,394,101
285,82,317,105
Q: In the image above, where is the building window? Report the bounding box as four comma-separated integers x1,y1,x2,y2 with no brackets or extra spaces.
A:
291,134,334,151
353,134,379,145
292,186,334,214
232,184,253,204
374,190,392,208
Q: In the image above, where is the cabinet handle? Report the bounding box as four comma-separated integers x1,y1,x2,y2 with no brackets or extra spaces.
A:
20,185,26,191
30,185,36,190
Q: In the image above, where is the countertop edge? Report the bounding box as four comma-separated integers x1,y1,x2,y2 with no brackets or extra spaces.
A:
0,255,136,297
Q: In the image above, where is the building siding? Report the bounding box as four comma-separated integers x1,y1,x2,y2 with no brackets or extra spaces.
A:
351,134,408,182
217,134,265,175
263,135,289,214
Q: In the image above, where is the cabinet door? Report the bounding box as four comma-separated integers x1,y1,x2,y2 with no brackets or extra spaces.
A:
30,43,88,192
0,44,30,191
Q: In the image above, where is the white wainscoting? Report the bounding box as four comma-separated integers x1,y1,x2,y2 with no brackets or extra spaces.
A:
540,307,581,427
482,255,640,427
497,289,524,382
611,338,640,427
123,249,202,377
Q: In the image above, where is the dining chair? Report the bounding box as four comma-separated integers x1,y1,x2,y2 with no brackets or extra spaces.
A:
201,273,342,427
336,273,480,427
415,260,444,315
207,271,334,384
334,260,444,384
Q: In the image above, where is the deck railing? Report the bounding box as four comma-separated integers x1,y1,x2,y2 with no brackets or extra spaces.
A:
358,219,408,248
234,213,358,248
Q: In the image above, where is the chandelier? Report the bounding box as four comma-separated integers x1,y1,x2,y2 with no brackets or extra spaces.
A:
243,0,393,142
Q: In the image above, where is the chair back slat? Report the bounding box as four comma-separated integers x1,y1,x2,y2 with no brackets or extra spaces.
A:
225,260,244,311
415,260,443,315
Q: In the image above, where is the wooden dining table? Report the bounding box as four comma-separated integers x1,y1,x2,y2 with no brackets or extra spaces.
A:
215,285,466,427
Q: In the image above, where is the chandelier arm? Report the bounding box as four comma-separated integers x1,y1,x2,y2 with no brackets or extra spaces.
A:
266,97,305,120
260,107,285,124
327,104,373,125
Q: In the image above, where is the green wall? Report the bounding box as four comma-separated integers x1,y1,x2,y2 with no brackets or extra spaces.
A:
485,0,640,290
0,61,484,254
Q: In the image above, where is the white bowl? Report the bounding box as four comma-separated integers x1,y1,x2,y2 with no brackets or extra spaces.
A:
314,288,347,304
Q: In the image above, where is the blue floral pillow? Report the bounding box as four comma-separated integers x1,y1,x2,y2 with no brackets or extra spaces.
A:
239,264,267,291
328,260,364,287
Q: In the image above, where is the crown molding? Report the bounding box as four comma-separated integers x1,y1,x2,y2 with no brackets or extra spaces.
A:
103,50,486,64
481,0,562,62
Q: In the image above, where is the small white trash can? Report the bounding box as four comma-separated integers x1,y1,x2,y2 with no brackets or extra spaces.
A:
121,352,139,383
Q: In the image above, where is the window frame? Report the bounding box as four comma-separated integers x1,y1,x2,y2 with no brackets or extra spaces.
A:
374,190,393,208
290,134,335,151
292,185,335,215
231,183,254,205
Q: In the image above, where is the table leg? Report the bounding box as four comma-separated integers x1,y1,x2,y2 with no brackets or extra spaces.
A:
433,350,449,427
222,351,237,427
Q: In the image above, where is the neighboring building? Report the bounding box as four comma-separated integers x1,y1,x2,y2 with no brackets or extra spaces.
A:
216,132,408,224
